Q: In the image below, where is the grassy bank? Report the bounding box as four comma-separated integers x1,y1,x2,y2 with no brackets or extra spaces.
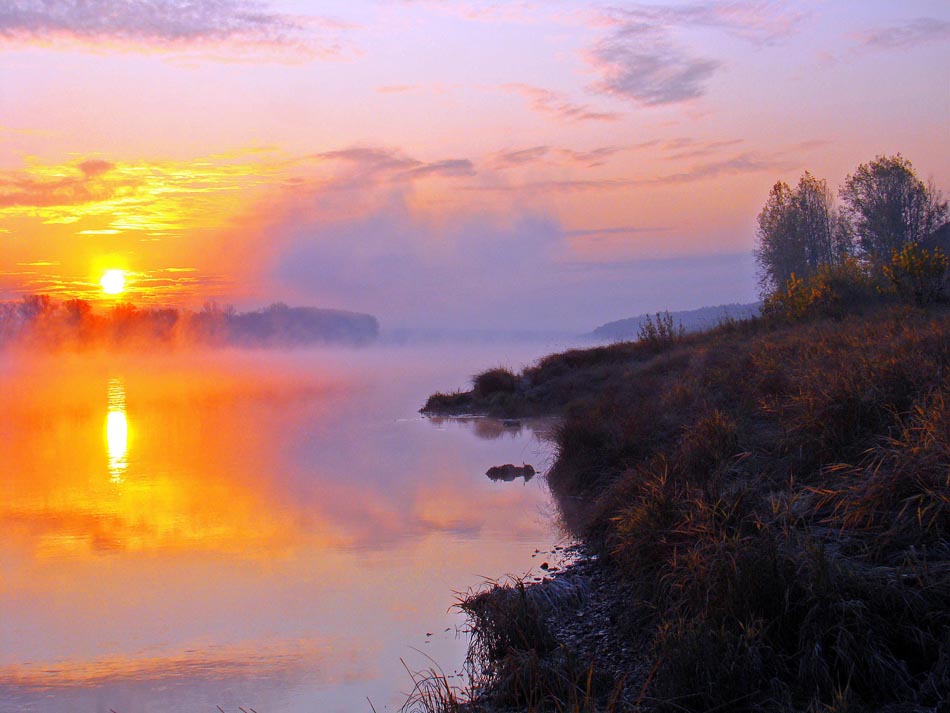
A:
417,303,950,712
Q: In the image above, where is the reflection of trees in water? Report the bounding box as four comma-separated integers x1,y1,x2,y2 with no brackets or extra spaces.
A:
474,418,522,440
424,416,557,442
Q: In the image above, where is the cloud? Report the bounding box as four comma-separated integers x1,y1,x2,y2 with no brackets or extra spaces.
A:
856,17,950,51
588,20,720,105
314,147,476,184
503,84,622,122
789,139,832,153
316,147,420,173
271,191,567,329
376,83,457,95
566,225,671,238
0,266,229,303
258,147,763,330
77,159,115,177
624,136,748,161
394,1,543,24
0,0,352,58
660,138,745,160
556,146,625,167
376,84,417,94
467,150,793,194
0,159,127,208
493,146,550,168
587,2,804,106
0,153,287,238
0,0,291,41
397,158,476,180
492,145,625,169
644,151,791,185
608,2,805,44
643,136,825,162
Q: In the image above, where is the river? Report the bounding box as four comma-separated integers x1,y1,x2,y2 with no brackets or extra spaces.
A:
0,342,570,712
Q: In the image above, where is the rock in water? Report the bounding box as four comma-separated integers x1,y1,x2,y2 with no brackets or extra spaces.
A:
485,463,536,481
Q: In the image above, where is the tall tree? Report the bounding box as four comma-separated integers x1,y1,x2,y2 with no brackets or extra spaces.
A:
839,154,948,263
755,172,850,293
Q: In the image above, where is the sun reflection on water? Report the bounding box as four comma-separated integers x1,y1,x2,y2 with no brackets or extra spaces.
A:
105,378,128,482
0,350,563,713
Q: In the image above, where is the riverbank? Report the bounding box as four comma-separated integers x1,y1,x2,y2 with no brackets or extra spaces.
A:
418,303,950,712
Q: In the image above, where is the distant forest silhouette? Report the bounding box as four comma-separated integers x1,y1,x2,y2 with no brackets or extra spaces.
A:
0,297,379,350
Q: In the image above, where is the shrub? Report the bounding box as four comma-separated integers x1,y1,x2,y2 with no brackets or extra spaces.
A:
882,243,949,305
637,311,684,349
762,259,877,322
472,367,519,397
420,390,471,413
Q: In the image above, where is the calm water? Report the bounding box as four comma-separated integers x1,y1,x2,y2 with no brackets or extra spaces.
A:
0,344,568,713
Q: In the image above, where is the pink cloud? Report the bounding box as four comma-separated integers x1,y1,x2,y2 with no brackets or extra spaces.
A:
503,83,622,122
586,2,805,106
855,17,950,51
0,0,355,59
314,147,476,183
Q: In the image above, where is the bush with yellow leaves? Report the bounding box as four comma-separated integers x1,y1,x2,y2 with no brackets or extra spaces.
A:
762,257,877,321
882,243,949,305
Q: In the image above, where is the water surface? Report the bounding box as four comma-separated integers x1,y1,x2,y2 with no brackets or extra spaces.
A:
0,344,566,712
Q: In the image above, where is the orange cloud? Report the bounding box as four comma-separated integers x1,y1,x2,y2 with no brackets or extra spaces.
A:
0,159,129,209
0,154,283,232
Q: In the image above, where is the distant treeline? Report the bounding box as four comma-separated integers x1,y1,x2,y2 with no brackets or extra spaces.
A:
0,296,380,350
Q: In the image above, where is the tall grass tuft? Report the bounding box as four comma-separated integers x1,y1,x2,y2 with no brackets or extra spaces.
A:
472,367,520,398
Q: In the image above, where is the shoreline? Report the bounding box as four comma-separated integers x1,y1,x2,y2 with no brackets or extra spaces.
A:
528,547,649,709
431,543,648,712
419,303,950,712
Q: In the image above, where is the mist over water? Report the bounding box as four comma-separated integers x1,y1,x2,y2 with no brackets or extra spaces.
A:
0,341,573,713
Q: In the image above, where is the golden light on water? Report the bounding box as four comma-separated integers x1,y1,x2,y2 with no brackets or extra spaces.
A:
100,269,126,295
106,378,128,482
0,354,558,713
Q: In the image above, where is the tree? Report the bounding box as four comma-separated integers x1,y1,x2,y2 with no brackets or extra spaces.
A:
62,298,92,324
755,172,850,293
17,294,52,321
839,154,948,264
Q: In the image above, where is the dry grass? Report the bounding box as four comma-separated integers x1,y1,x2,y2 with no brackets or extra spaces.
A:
424,303,950,713
418,300,950,712
472,368,520,398
551,304,950,712
400,575,624,713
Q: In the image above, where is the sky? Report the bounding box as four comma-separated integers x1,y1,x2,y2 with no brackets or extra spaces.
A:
0,0,948,331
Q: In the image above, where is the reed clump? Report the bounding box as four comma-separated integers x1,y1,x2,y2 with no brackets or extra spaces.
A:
402,575,625,713
472,368,520,398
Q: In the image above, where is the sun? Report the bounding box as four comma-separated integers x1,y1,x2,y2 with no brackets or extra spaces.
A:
100,269,126,295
